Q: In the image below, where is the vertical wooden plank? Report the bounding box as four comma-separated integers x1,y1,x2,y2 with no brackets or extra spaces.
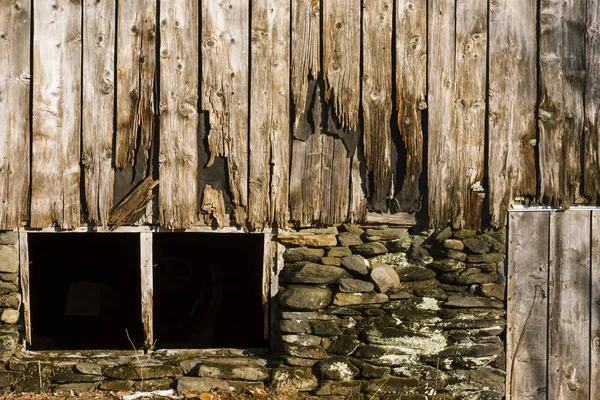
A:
548,210,590,400
249,0,290,229
538,0,585,206
140,232,153,349
262,232,275,340
83,0,116,228
201,1,249,225
362,0,393,211
488,0,537,227
591,210,600,400
116,0,156,169
328,138,351,224
348,153,367,223
158,0,199,229
427,0,455,228
18,231,31,344
291,0,320,133
0,1,30,230
584,1,600,202
323,0,360,131
31,0,82,229
290,133,324,226
427,0,486,229
506,212,549,400
395,0,426,213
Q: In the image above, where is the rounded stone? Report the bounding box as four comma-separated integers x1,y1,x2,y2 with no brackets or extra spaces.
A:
279,286,332,311
1,309,19,324
340,254,370,275
370,262,401,293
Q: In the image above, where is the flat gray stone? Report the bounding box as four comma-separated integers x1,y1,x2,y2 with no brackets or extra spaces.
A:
340,254,369,275
384,237,412,252
444,239,464,250
279,286,332,311
280,319,311,334
53,382,97,393
337,232,363,247
0,233,17,245
444,294,504,309
281,334,322,346
0,335,17,362
280,263,350,284
463,234,504,254
314,380,361,396
0,246,18,274
53,372,103,383
395,265,436,282
282,344,328,359
429,258,466,273
327,246,353,257
334,293,388,306
466,253,505,263
435,227,453,242
447,249,467,261
329,335,361,356
197,363,268,381
440,273,499,285
283,247,324,263
74,363,103,376
177,377,263,393
452,229,477,239
315,356,359,381
270,367,318,393
277,232,337,247
364,228,409,242
338,278,375,293
352,242,388,257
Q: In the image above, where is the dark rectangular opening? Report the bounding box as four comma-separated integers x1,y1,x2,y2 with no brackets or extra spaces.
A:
28,233,144,350
152,233,266,349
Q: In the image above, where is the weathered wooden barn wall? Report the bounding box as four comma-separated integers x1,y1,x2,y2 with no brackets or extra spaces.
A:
0,0,598,230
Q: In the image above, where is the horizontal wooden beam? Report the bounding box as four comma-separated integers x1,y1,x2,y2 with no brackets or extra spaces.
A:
365,212,416,226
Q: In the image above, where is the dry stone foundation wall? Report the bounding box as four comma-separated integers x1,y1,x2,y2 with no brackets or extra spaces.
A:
0,226,507,399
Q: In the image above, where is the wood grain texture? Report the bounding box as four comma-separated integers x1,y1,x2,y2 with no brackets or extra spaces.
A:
395,0,426,213
109,176,158,229
116,0,156,169
585,1,600,202
323,0,360,130
548,210,590,400
427,0,486,229
539,0,585,207
362,0,393,212
158,0,199,229
140,232,153,349
592,211,600,400
488,0,537,227
201,1,249,225
290,132,324,226
291,0,320,133
18,231,31,344
0,1,30,229
31,0,82,229
506,212,549,400
249,0,290,229
83,0,116,228
348,153,367,223
201,185,226,228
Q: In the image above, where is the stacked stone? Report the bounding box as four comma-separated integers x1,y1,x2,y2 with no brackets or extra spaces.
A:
0,352,269,394
0,232,21,370
274,225,506,400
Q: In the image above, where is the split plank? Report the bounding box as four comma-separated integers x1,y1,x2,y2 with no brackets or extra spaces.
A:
158,0,199,229
488,0,537,227
82,0,116,228
291,0,320,135
362,0,393,212
249,0,290,229
31,0,82,229
0,1,30,230
140,232,153,349
328,137,351,225
592,210,600,399
395,0,426,213
115,0,156,170
584,1,600,202
348,154,367,223
548,210,590,400
201,1,249,225
322,0,360,131
538,0,585,207
427,0,486,229
506,212,549,400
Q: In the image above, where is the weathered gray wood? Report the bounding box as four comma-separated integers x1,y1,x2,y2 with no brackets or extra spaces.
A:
506,211,549,400
290,133,323,226
110,177,158,229
201,185,226,228
0,1,30,230
291,0,320,133
427,0,486,229
395,0,426,213
348,154,367,223
201,1,249,225
539,0,585,207
140,232,153,349
488,0,537,227
249,0,290,229
31,0,82,229
585,1,600,202
362,0,393,212
115,0,156,169
548,210,590,400
323,0,360,131
328,137,351,225
365,212,416,226
18,231,31,344
83,0,116,228
158,0,199,229
591,210,600,400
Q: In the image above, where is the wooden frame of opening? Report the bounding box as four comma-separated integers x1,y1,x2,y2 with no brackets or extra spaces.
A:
17,226,276,352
